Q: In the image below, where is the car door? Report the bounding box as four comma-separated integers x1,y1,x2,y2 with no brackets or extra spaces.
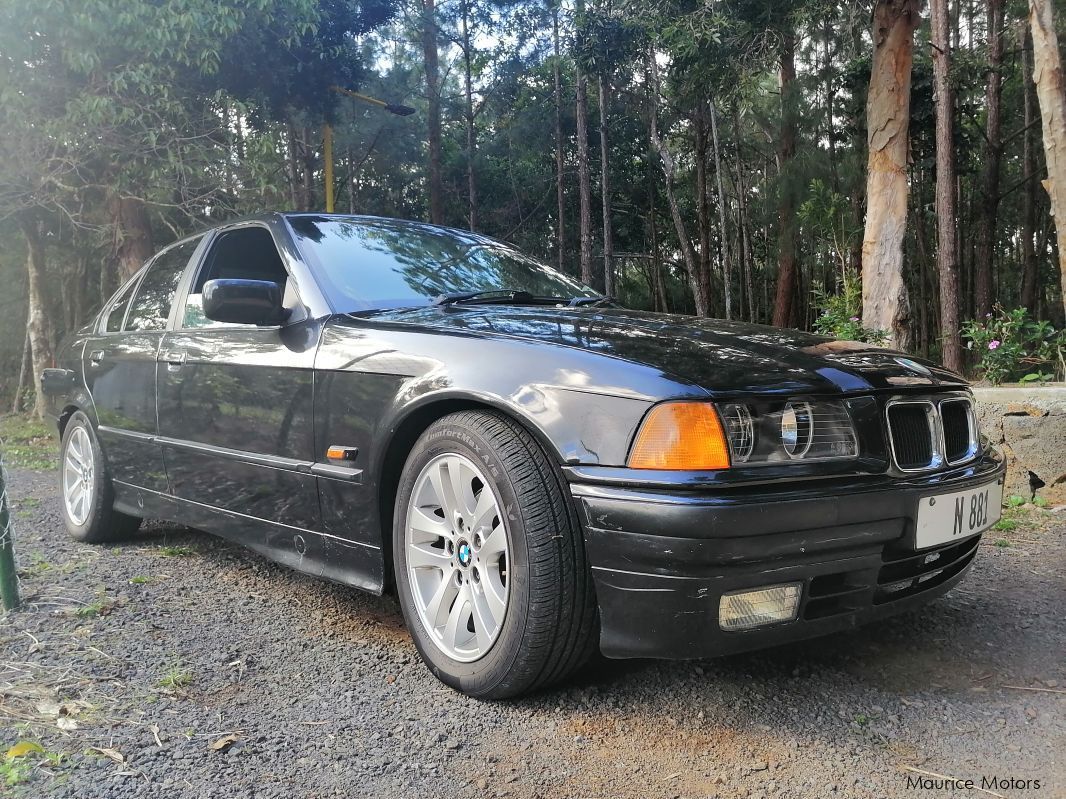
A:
83,236,205,493
156,223,322,534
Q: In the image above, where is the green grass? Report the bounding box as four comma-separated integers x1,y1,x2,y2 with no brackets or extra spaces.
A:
129,575,151,585
158,545,195,558
994,538,1011,548
993,517,1019,532
0,414,58,471
74,599,111,618
158,666,193,692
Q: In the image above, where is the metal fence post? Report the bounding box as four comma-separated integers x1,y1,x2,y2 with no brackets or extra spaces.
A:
0,439,21,610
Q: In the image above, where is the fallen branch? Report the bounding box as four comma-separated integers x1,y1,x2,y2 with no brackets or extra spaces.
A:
1002,684,1066,695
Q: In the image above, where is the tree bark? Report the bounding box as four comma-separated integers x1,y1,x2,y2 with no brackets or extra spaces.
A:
599,75,613,296
974,0,1004,318
1029,0,1066,318
772,31,799,328
931,0,963,372
109,195,154,280
733,109,756,322
861,0,920,350
1021,28,1040,312
461,0,478,231
694,109,713,311
648,50,708,316
552,5,567,274
18,216,54,421
422,0,444,224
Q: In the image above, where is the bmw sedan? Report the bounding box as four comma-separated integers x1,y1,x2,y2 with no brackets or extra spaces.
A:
41,213,1006,698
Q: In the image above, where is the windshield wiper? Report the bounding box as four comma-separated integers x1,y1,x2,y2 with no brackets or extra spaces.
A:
568,295,613,308
433,289,568,306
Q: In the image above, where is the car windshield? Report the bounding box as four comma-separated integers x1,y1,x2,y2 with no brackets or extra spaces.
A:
287,216,598,312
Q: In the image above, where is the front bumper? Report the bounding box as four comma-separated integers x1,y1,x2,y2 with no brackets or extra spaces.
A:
568,451,1006,659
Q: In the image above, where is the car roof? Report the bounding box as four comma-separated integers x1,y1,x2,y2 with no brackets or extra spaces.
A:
279,213,509,249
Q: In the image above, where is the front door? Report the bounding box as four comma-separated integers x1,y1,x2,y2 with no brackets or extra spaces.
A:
157,225,321,534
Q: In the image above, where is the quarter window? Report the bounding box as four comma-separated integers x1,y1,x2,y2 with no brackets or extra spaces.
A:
125,237,201,332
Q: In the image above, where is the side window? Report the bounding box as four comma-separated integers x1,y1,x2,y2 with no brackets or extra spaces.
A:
125,237,201,332
183,227,288,329
104,281,136,332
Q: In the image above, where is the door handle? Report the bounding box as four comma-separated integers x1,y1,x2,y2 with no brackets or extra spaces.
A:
163,351,187,370
89,350,104,367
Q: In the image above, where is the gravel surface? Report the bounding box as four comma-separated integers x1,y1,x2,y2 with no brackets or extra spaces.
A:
1,465,1064,799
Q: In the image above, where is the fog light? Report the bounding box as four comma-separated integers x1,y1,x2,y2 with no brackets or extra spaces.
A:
719,583,802,631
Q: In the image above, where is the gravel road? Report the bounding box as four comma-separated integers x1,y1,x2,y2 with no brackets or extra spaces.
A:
1,464,1063,799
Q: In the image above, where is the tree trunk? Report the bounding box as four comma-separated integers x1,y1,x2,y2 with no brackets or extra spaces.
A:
422,0,444,225
11,331,30,414
599,75,613,297
709,98,733,320
109,195,154,280
1029,0,1066,318
861,0,920,350
574,0,594,287
974,0,1004,318
284,122,301,210
932,0,963,372
1021,28,1040,312
772,31,799,328
553,5,566,274
694,108,713,311
648,50,708,316
575,69,594,287
18,217,54,421
461,0,478,231
733,109,757,322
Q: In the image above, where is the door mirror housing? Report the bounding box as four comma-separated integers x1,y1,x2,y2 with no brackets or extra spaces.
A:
202,279,288,326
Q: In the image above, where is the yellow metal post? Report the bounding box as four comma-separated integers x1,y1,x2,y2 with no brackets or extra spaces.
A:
323,124,335,213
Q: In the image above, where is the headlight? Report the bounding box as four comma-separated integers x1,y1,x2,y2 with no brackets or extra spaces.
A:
628,399,857,471
719,399,857,464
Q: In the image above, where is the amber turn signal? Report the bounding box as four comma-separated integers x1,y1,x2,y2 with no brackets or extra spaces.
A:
627,402,731,470
326,445,358,462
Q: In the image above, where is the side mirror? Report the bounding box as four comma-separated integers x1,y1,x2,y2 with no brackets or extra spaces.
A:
202,279,288,326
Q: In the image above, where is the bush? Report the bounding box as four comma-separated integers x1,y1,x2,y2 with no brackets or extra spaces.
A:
812,279,889,345
962,307,1065,385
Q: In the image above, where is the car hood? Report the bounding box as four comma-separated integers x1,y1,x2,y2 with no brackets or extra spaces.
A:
354,305,967,395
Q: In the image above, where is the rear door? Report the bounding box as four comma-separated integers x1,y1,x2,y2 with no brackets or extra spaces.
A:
156,224,322,533
83,236,204,492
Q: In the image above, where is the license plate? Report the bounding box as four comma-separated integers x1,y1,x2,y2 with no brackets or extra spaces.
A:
914,479,1004,549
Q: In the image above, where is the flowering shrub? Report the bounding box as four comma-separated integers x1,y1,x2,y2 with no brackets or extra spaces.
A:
962,307,1065,385
812,280,888,345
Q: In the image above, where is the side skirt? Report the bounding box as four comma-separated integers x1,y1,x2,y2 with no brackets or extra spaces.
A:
112,480,385,595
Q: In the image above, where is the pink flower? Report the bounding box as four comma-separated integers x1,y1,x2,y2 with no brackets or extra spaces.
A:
849,316,859,322
988,340,1001,350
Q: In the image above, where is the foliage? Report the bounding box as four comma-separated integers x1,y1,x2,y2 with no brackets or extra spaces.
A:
962,307,1065,385
0,416,57,471
813,279,889,345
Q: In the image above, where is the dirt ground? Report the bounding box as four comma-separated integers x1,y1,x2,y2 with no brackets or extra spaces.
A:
1,463,1064,799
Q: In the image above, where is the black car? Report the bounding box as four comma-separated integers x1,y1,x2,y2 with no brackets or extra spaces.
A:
41,213,1006,699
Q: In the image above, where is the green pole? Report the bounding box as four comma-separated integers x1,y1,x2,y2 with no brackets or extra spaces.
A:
0,445,20,611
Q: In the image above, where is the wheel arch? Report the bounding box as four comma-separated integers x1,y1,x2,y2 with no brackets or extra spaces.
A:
376,395,567,590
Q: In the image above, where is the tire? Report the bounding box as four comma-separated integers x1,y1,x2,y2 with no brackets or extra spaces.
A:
393,410,598,699
59,412,142,543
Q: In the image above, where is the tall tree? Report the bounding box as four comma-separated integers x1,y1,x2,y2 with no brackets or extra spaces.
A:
860,0,921,349
574,9,595,288
552,3,567,274
17,216,53,420
1021,27,1040,313
422,0,444,224
1029,0,1066,317
772,29,799,328
974,0,1004,318
599,75,615,296
931,0,963,371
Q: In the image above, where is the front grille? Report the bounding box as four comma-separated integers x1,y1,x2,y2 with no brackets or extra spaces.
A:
941,399,975,463
874,536,980,603
887,403,934,469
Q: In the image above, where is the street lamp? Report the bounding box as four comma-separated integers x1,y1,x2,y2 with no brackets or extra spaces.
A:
324,86,415,213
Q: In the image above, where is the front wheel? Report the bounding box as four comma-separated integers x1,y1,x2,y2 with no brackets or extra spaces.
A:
393,410,597,699
59,412,142,543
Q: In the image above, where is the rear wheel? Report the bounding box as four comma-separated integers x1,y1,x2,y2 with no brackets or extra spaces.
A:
60,412,142,543
393,410,598,699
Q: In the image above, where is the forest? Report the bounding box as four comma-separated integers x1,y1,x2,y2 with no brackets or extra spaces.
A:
2,0,1066,419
